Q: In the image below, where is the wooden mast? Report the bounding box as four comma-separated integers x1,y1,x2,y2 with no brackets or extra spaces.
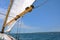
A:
1,0,13,33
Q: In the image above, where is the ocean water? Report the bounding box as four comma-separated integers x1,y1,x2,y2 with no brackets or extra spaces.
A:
9,32,60,40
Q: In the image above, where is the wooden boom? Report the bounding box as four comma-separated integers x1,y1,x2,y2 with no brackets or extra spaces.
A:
6,5,34,27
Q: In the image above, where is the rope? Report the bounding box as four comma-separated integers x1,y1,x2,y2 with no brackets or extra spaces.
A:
0,13,14,18
16,16,23,40
17,20,19,40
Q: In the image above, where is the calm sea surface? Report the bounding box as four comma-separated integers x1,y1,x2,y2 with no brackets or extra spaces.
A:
9,32,60,40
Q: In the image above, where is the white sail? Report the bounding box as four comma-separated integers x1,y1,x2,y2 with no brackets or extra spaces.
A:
5,0,35,32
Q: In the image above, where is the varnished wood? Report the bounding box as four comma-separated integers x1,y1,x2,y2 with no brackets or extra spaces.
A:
6,6,33,26
1,0,13,33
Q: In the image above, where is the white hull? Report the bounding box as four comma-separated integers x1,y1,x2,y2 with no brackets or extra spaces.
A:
0,33,16,40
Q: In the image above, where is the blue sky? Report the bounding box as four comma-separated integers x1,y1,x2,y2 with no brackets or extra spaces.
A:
0,0,60,33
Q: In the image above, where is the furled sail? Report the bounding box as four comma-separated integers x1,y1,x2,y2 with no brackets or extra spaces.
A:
5,0,35,32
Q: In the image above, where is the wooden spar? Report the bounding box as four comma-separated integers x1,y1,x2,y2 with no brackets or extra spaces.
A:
1,0,13,33
5,5,34,27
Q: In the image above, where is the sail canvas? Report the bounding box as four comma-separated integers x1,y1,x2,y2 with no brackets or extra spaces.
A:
5,0,35,32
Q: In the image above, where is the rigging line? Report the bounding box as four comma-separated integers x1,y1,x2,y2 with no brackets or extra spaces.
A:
34,0,48,9
16,19,19,40
16,16,23,40
19,16,23,30
0,13,14,18
18,16,23,32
